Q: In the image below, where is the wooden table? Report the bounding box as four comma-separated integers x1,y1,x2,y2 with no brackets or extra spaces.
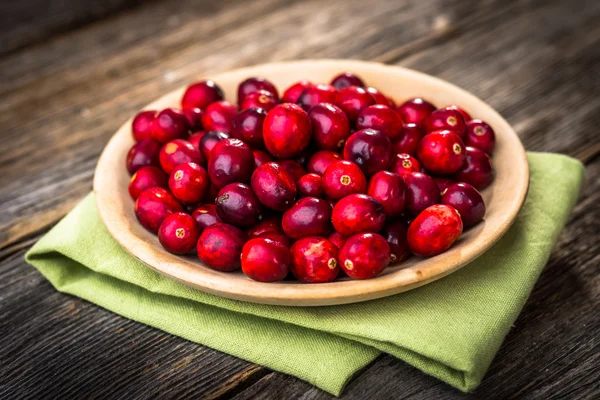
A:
1,0,598,398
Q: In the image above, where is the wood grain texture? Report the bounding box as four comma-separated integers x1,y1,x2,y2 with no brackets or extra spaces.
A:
0,0,599,398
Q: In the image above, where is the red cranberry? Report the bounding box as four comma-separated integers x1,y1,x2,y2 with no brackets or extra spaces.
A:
332,194,385,236
241,90,278,111
241,238,291,282
183,107,204,131
322,160,367,199
188,131,206,152
158,212,200,254
444,105,472,122
407,204,463,257
282,197,332,239
465,120,496,155
433,177,456,194
181,80,224,110
251,162,297,211
134,187,183,233
191,204,221,232
327,231,347,249
247,216,282,238
393,123,425,156
356,105,403,142
253,149,274,168
381,220,411,264
199,131,229,161
335,86,375,121
197,223,246,271
404,172,441,215
132,110,156,141
128,166,168,200
396,98,436,125
263,104,312,159
309,103,350,151
307,150,342,176
208,138,254,188
339,233,390,279
202,101,237,134
151,108,190,143
417,130,466,175
297,84,337,111
366,87,393,107
389,153,421,178
231,108,267,149
343,129,392,176
216,183,263,227
257,231,292,248
291,237,340,283
237,77,279,105
330,72,365,90
126,139,161,174
367,171,407,217
296,173,323,198
424,108,467,138
278,160,307,182
453,147,494,190
441,182,486,228
282,80,312,103
168,162,209,204
159,139,203,174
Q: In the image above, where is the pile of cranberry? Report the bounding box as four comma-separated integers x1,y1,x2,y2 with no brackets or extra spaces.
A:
126,72,495,283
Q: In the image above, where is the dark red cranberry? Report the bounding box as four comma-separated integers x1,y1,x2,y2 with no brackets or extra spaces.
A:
253,149,274,168
202,101,237,134
251,162,297,211
465,120,496,155
278,160,307,182
132,110,156,141
181,80,224,110
158,212,200,254
247,216,282,238
159,139,204,174
332,194,385,236
168,162,209,204
257,231,292,248
404,172,441,215
444,105,472,122
381,220,411,264
263,103,311,159
191,204,221,232
356,105,403,142
453,147,494,190
424,109,467,138
322,160,367,199
183,107,204,131
216,183,263,227
417,130,466,175
203,183,220,203
307,151,342,176
237,77,279,105
330,72,365,90
134,187,183,233
231,108,267,149
296,173,323,198
282,80,313,103
343,128,392,176
208,138,254,188
393,123,425,156
433,177,456,194
151,108,190,143
128,166,167,200
339,233,390,279
389,153,421,178
297,84,337,111
241,90,278,111
282,197,332,239
407,204,463,257
188,131,206,153
335,86,375,122
199,131,229,161
367,171,407,217
327,231,347,249
366,87,393,107
441,182,486,228
126,139,161,174
241,238,291,282
396,98,436,125
291,237,340,283
309,103,350,151
197,223,246,271
293,145,314,165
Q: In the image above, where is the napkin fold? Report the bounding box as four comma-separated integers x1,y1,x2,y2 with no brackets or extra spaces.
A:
26,153,584,396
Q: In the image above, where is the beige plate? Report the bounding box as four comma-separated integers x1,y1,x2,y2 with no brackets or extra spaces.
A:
94,60,529,306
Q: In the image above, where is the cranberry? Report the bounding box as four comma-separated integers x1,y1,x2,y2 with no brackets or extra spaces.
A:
181,80,224,110
168,162,209,204
251,162,297,211
367,171,407,217
389,153,421,178
257,231,292,247
237,77,279,105
417,130,466,175
407,204,463,257
433,177,456,194
208,138,254,188
197,223,246,271
343,129,392,176
151,108,190,143
322,160,367,199
297,84,338,111
307,150,342,176
241,90,278,111
199,131,229,161
202,101,237,134
356,105,403,142
241,238,291,282
216,183,263,227
453,146,494,190
441,182,486,228
183,107,204,131
191,204,221,232
404,172,441,215
335,86,375,122
291,237,340,283
231,108,267,149
339,233,390,279
159,139,204,174
278,160,307,182
126,139,161,174
366,87,393,107
444,105,472,122
393,123,425,156
424,108,467,138
327,231,347,249
309,103,351,151
128,166,168,200
134,187,183,233
253,149,274,168
158,212,200,254
296,173,323,198
132,110,156,141
247,216,282,238
465,120,496,155
282,80,313,103
396,98,436,126
330,72,365,90
381,220,411,264
332,194,385,236
282,197,332,239
263,103,312,158
188,131,206,152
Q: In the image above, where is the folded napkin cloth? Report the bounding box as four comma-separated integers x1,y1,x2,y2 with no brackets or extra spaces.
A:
26,152,584,396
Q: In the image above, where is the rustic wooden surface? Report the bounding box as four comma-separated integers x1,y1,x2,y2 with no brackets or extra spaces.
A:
1,0,599,398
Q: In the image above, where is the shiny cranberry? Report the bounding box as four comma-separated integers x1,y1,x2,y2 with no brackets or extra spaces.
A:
332,194,385,236
134,187,183,233
330,72,365,90
282,197,332,239
216,183,263,227
291,237,339,283
128,166,167,200
208,138,254,188
199,131,229,161
231,108,267,149
465,120,496,155
335,86,375,122
241,90,278,111
407,204,463,257
197,223,246,271
297,84,337,111
282,80,313,103
404,172,441,215
202,101,237,134
263,104,311,158
191,204,221,232
296,173,323,198
396,98,436,125
132,110,156,141
393,123,425,156
309,103,350,151
307,151,342,176
126,139,161,174
237,77,279,105
183,107,204,131
339,233,390,279
444,105,472,122
241,238,291,282
278,160,307,182
441,182,486,228
424,109,467,138
433,177,456,194
158,212,200,254
327,231,347,249
247,216,282,238
381,220,410,264
258,231,292,247
151,108,190,143
188,131,206,152
322,160,367,199
417,130,466,175
251,162,297,211
356,105,403,142
159,139,203,174
181,80,224,110
253,149,274,168
367,171,407,217
168,162,209,204
366,87,393,107
453,147,494,190
389,153,421,178
343,128,392,176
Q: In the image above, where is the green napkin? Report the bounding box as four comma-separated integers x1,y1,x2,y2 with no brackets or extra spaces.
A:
26,153,584,396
